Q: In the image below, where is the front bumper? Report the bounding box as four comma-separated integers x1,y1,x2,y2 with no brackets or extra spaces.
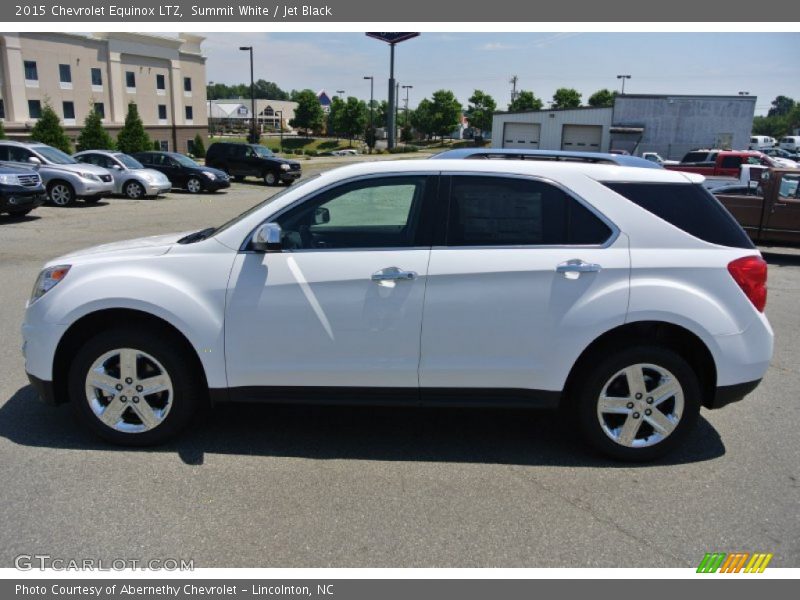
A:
143,181,173,196
205,178,231,191
280,170,301,182
73,179,115,197
0,185,47,211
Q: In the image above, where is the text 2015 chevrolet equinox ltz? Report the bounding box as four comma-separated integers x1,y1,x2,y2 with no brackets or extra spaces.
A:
22,160,773,460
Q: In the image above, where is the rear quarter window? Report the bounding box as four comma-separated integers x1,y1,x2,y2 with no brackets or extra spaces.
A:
602,182,754,249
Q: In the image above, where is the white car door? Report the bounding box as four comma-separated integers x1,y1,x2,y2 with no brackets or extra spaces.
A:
224,174,437,399
419,174,630,402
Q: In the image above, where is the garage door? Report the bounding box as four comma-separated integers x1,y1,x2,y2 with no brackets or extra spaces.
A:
561,125,602,151
502,123,540,149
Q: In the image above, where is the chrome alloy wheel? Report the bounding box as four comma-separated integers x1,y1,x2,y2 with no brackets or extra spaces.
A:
84,348,173,433
49,183,73,206
186,177,202,193
125,181,144,199
596,363,684,448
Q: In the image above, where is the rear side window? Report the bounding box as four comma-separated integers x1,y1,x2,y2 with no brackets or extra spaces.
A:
447,176,612,246
603,182,754,249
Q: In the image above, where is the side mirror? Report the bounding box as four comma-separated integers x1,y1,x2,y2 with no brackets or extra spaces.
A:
28,156,42,165
112,164,122,170
252,223,283,253
314,207,330,225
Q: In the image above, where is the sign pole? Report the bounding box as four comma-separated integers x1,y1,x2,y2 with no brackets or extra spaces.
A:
388,43,396,150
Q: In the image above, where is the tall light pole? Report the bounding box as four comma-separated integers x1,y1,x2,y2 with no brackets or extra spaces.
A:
402,85,413,127
239,46,256,143
364,75,374,152
276,110,283,148
617,74,631,95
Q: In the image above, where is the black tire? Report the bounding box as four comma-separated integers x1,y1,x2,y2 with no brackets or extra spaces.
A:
263,171,278,186
123,180,145,199
572,345,701,461
47,181,75,206
68,327,203,446
186,177,203,194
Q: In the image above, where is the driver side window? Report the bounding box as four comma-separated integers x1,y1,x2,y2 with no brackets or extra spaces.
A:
275,176,430,250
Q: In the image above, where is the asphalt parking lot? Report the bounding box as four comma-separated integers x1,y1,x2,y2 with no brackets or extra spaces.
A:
0,166,798,568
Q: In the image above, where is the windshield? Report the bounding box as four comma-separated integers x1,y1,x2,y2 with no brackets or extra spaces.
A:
211,174,320,238
252,145,274,158
115,154,144,169
172,154,199,168
35,146,77,164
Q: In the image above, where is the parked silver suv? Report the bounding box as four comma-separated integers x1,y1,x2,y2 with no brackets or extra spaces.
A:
0,141,114,206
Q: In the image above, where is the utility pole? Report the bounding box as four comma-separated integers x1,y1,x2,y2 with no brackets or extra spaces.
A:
364,75,374,153
402,85,413,126
510,75,518,105
617,74,631,95
239,46,256,143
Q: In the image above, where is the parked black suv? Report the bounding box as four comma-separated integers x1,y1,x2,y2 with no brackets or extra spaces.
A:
131,152,230,194
0,163,46,217
205,142,302,186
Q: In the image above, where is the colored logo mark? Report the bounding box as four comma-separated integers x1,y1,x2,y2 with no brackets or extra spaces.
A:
697,552,773,573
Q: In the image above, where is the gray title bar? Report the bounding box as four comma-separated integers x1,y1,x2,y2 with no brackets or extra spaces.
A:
3,579,798,600
3,0,800,22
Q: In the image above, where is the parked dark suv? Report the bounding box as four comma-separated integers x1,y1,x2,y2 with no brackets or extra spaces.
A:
0,163,46,217
132,152,230,194
205,142,302,186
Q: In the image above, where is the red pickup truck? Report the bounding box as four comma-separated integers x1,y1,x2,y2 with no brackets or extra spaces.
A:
666,150,777,177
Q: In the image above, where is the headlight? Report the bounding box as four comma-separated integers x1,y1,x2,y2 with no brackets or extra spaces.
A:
280,163,291,171
203,171,217,180
30,265,71,303
78,172,101,182
0,174,20,185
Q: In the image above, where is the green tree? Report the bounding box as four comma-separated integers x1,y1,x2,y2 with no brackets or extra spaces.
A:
328,95,345,137
29,101,72,153
751,115,788,139
289,89,325,137
400,124,413,143
206,80,289,101
588,88,615,108
116,103,152,154
192,133,206,158
427,90,463,139
768,95,795,118
411,99,434,139
76,107,115,151
552,87,582,109
0,120,6,140
466,90,497,136
153,140,162,151
336,97,368,145
508,90,543,112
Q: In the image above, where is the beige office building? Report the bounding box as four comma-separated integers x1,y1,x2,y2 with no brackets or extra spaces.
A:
0,32,207,153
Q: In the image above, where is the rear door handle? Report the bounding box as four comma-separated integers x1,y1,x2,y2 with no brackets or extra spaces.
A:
556,259,602,275
371,267,418,283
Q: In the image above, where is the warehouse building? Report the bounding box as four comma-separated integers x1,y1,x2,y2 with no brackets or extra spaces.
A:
491,94,757,160
0,32,207,153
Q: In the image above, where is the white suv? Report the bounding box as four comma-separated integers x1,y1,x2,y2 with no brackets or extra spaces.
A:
21,160,773,460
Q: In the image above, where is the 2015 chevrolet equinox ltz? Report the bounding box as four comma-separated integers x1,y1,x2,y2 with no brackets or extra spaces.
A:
21,160,773,460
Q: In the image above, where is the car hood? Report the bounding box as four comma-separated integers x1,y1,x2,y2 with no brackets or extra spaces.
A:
275,157,301,167
200,166,228,178
48,231,194,265
44,162,110,176
135,168,171,180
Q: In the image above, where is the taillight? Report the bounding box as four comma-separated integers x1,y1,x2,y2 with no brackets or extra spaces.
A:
728,256,768,312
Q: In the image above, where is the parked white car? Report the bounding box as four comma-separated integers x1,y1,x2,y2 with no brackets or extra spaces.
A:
749,135,776,151
22,160,773,460
779,136,800,153
74,150,172,199
641,152,679,166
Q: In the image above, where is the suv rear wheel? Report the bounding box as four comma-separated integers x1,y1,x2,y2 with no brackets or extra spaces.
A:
68,327,202,445
573,345,701,461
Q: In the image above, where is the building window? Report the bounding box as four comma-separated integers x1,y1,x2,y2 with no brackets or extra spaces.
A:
91,68,102,87
187,139,195,154
158,105,168,120
125,71,136,90
159,140,169,151
62,101,75,121
156,74,166,92
28,99,42,119
0,99,5,120
24,60,38,82
59,64,72,83
184,77,192,92
185,106,193,121
93,102,105,119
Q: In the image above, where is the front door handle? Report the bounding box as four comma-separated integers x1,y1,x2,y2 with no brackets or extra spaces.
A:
371,267,418,283
556,259,602,276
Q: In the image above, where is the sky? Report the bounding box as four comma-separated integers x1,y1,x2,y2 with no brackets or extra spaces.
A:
198,32,800,116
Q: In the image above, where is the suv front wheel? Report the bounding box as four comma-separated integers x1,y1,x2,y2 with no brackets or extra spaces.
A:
263,172,278,186
68,327,202,445
574,345,701,461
